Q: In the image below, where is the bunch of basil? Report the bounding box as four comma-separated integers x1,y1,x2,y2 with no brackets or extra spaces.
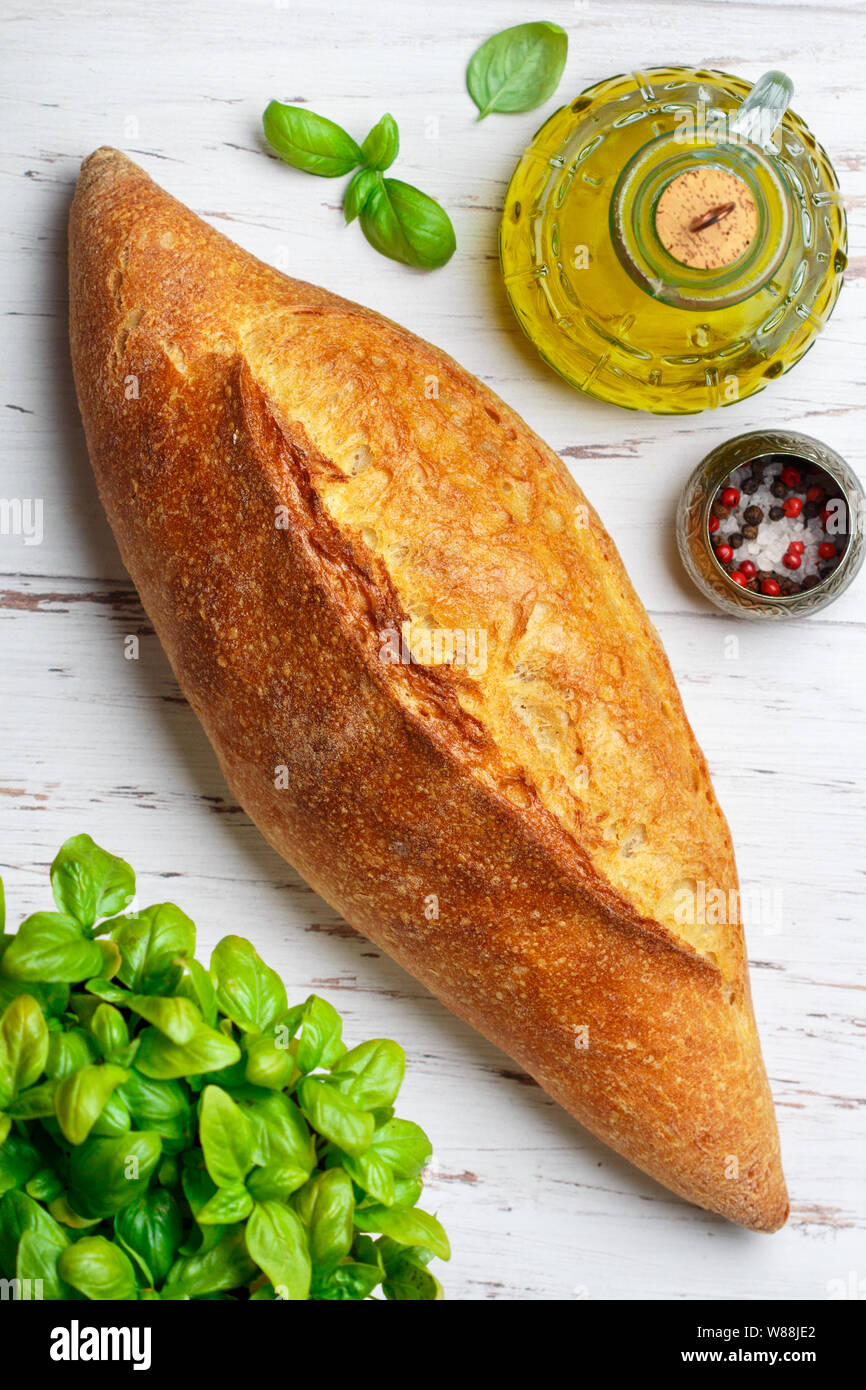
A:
0,835,448,1300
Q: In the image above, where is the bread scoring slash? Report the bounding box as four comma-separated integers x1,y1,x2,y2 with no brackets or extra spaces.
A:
69,148,787,1231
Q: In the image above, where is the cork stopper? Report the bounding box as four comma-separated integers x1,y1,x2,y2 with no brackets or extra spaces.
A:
655,168,757,270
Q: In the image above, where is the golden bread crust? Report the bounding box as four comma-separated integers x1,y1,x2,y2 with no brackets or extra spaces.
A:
69,148,787,1230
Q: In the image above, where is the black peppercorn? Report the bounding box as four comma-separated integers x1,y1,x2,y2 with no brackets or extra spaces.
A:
771,481,787,499
728,532,744,549
742,475,761,494
742,524,758,540
804,500,820,519
802,574,821,590
769,505,784,521
711,500,729,520
743,505,763,525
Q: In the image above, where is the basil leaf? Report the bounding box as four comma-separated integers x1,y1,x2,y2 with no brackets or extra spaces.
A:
382,1251,443,1300
344,167,380,224
294,1167,354,1274
114,1188,183,1286
54,1063,129,1145
58,1235,138,1300
4,1080,57,1119
109,903,196,994
68,1131,162,1220
312,1260,382,1300
176,956,218,1027
0,914,103,983
0,1189,68,1274
0,975,68,1019
294,994,344,1073
134,1020,240,1080
163,1226,257,1299
243,1033,294,1090
246,1200,311,1301
360,112,399,171
180,1151,216,1220
246,1162,309,1203
353,1204,450,1261
243,1092,315,1173
368,1117,432,1178
330,1038,405,1111
83,977,126,1003
49,1194,102,1229
199,1085,254,1187
46,1028,97,1080
340,1146,395,1206
195,1181,253,1226
50,834,135,930
210,936,286,1034
0,1134,41,1196
0,994,49,1094
126,993,201,1043
24,1168,65,1203
360,176,456,269
17,1227,74,1299
263,101,362,178
120,1071,191,1153
90,1087,132,1138
90,1002,129,1059
466,21,568,119
297,1076,374,1157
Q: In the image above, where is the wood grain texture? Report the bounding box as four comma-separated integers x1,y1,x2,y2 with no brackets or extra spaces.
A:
1,0,864,1297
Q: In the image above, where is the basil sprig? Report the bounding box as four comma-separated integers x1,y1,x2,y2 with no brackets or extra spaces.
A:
0,835,449,1300
263,101,455,270
466,21,568,119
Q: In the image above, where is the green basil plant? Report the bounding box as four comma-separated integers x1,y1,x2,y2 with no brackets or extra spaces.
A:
0,835,448,1300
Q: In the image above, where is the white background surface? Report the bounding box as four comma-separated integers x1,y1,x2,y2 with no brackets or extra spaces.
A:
2,0,865,1300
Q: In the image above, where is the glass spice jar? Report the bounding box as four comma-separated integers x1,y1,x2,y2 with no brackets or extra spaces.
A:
677,429,864,618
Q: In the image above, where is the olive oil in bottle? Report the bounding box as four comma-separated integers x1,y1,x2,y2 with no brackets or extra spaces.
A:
500,68,846,414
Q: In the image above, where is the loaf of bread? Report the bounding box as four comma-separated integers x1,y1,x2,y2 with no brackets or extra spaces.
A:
69,149,787,1231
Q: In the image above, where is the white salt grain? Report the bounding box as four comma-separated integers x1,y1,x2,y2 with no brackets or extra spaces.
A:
716,464,824,579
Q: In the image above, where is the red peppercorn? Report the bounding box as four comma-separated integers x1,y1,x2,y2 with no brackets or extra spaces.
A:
760,579,781,596
807,485,826,503
783,497,803,518
788,540,805,554
739,560,756,578
715,544,734,564
729,571,747,586
818,541,836,559
780,466,801,487
720,487,740,509
783,551,801,570
820,507,832,527
708,514,720,534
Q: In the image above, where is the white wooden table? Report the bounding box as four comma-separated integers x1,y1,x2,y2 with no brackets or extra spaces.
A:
2,0,864,1301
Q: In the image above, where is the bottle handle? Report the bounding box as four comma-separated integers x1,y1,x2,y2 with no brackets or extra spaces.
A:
728,70,794,149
